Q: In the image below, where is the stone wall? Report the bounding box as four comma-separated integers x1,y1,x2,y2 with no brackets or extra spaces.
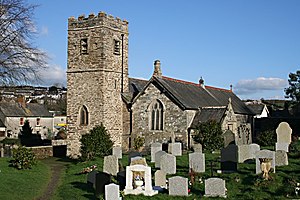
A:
66,12,129,158
29,146,53,159
131,83,190,149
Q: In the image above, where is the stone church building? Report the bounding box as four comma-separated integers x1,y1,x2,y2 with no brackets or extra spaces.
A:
66,12,254,157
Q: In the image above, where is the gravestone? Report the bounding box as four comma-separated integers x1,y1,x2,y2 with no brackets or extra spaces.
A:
169,176,188,196
193,143,202,153
128,151,142,165
276,122,292,152
155,151,167,168
205,178,227,198
117,171,126,190
276,122,292,143
255,150,276,174
95,172,111,197
112,146,122,159
103,155,119,176
0,147,4,157
151,143,162,162
221,144,238,172
223,130,235,147
189,152,205,173
276,142,290,152
105,183,120,200
154,170,166,188
124,164,158,196
130,156,147,166
168,142,182,156
238,143,260,163
275,150,288,166
160,153,176,174
87,170,97,188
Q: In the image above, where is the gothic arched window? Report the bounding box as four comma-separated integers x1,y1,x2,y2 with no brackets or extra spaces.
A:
79,105,89,126
150,100,164,131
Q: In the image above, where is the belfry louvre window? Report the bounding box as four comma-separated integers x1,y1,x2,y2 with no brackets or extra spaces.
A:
150,100,164,131
114,40,120,55
80,105,89,126
81,38,88,54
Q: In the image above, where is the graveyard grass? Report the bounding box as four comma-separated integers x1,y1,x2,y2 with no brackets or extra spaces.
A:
0,158,50,200
0,141,300,199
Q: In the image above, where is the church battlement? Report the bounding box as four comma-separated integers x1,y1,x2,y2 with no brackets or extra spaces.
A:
68,11,128,32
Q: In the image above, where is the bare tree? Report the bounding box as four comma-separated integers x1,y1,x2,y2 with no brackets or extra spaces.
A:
0,0,47,85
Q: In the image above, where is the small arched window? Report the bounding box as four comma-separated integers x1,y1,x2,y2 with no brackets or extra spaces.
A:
150,100,164,131
79,105,89,126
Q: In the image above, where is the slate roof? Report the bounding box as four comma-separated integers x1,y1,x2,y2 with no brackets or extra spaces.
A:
0,102,52,117
0,118,5,127
246,104,266,115
190,107,226,128
144,76,254,115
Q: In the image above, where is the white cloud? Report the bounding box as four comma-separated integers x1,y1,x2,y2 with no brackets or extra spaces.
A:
234,77,287,95
38,65,66,87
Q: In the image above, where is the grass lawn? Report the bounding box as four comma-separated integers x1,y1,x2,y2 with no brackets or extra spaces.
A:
0,157,50,200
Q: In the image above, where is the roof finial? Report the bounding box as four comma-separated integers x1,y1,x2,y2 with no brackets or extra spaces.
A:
199,77,205,88
153,60,162,78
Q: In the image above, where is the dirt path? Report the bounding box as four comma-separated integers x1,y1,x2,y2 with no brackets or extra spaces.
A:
36,157,67,200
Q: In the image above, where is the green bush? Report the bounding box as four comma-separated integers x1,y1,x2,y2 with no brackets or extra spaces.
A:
256,130,276,146
11,146,36,169
193,120,224,152
1,138,20,145
133,136,145,151
80,124,114,161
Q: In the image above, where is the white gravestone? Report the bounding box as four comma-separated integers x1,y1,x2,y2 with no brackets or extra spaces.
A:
189,152,205,173
275,150,288,166
168,142,182,156
160,153,176,175
238,144,260,163
155,151,166,168
151,143,162,162
124,164,158,196
255,150,276,174
112,146,122,159
205,178,227,198
169,176,188,196
103,155,119,176
105,183,120,200
154,170,166,188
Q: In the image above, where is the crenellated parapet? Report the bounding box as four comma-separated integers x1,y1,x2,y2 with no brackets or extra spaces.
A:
68,11,128,33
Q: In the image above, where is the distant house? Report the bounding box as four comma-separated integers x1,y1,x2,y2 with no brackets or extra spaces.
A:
246,102,269,118
0,119,5,139
0,100,53,139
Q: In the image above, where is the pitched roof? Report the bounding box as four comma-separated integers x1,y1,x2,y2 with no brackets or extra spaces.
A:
246,104,266,115
0,118,5,127
190,107,226,128
0,102,52,117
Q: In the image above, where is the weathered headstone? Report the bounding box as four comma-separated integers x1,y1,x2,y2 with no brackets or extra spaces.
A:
204,178,227,198
189,152,205,173
160,153,176,174
124,164,158,196
193,143,202,153
128,151,142,165
155,151,166,168
169,176,188,196
105,183,120,200
0,147,4,157
154,170,166,188
103,155,119,176
168,142,182,156
238,143,260,163
112,146,122,159
221,144,238,172
255,150,276,174
276,122,292,144
223,130,235,147
95,172,111,197
87,170,97,188
151,143,162,162
130,156,147,166
275,150,288,166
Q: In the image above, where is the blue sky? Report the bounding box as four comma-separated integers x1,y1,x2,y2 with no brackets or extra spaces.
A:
28,0,300,100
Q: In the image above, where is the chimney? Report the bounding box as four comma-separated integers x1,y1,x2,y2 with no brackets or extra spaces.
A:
153,60,162,78
199,77,205,88
230,84,233,91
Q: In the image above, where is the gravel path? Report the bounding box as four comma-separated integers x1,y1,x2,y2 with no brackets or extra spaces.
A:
36,158,67,200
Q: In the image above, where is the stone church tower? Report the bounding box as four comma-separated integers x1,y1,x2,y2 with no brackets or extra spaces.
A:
66,12,129,157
